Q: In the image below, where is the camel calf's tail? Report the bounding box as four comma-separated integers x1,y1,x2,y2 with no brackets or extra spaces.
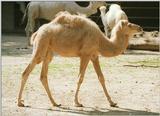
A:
30,32,37,45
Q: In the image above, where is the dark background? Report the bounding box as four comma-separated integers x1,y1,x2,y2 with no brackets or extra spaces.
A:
2,1,159,35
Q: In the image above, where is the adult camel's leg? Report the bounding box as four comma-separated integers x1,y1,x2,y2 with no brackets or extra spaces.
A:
91,56,117,107
40,51,61,107
18,59,37,107
25,18,35,46
74,55,90,107
105,25,111,38
25,22,32,46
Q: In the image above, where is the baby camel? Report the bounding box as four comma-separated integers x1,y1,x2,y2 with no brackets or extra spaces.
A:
18,12,142,108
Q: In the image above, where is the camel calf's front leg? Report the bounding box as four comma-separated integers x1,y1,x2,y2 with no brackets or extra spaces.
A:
91,56,117,107
40,53,61,107
74,55,90,107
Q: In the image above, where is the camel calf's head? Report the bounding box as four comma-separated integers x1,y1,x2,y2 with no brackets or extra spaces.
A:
118,20,143,36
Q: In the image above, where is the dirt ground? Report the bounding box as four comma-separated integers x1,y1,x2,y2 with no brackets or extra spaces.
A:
2,35,160,116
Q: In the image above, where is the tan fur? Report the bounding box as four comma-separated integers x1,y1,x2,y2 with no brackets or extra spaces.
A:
18,13,142,108
54,12,85,28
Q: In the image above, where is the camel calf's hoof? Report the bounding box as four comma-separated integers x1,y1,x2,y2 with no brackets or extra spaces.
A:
53,103,61,107
110,102,117,107
75,103,83,107
18,100,25,107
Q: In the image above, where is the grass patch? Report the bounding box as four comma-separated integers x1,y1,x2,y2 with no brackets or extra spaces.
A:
2,57,108,79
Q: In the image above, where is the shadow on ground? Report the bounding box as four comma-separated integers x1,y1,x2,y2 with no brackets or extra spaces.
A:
2,34,32,56
25,105,159,115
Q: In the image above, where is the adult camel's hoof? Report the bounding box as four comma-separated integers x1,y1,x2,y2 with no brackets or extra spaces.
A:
75,103,83,107
18,100,25,107
110,102,117,107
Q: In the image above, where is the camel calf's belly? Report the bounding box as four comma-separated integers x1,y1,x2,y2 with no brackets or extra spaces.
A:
52,46,80,57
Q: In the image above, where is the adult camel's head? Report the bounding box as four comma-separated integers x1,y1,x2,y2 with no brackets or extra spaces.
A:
90,1,107,9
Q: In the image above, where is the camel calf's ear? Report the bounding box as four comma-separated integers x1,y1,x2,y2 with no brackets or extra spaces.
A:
127,23,132,27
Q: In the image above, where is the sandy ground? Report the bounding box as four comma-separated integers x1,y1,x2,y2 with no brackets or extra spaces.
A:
2,35,160,116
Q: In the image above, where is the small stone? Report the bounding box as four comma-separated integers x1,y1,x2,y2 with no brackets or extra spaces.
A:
151,31,159,37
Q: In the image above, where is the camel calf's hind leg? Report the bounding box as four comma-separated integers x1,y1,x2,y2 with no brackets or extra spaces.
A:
18,37,53,107
18,59,37,107
75,55,90,107
91,56,117,107
40,51,61,107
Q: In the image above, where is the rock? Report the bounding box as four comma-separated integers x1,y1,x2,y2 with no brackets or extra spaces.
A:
151,31,159,37
133,31,145,38
128,31,160,51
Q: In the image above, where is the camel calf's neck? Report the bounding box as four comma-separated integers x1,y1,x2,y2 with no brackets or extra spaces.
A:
99,28,130,57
